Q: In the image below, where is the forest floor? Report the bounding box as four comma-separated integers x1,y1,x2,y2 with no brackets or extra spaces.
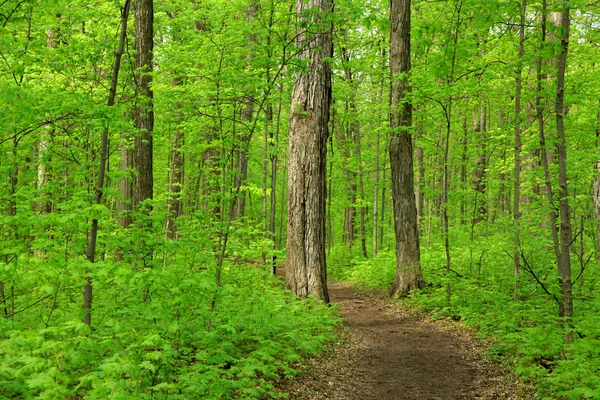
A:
276,281,533,400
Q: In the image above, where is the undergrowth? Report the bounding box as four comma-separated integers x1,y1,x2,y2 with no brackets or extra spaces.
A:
0,218,340,399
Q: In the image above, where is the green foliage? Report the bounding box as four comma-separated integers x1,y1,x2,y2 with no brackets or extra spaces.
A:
0,240,339,398
328,247,395,291
333,221,600,399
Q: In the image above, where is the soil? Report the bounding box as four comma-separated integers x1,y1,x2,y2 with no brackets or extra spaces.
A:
277,282,532,400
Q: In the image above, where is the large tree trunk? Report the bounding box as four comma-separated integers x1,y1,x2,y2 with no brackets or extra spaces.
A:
388,0,425,297
286,0,332,302
133,0,154,214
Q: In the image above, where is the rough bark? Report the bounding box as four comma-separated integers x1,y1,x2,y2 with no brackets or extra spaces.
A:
286,0,332,302
388,0,425,297
133,0,154,213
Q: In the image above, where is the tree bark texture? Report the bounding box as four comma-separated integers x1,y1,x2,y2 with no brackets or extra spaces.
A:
133,0,154,211
286,0,332,302
388,0,425,297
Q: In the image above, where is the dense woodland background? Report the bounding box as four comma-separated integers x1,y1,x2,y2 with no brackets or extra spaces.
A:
1,0,599,398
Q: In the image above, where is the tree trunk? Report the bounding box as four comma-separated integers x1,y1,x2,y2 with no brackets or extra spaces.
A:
595,122,600,261
354,114,368,259
460,118,467,224
84,0,131,326
415,134,424,234
337,105,356,252
286,0,332,302
513,0,526,301
372,73,384,257
554,7,573,343
233,1,258,220
471,106,487,225
166,79,184,240
388,0,425,297
133,0,154,213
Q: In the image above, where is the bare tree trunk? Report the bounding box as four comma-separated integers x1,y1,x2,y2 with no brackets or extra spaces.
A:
166,79,184,240
388,0,425,297
286,0,332,302
356,126,368,259
263,104,272,241
513,0,526,301
338,120,356,252
595,121,600,261
415,127,425,234
118,129,133,229
270,82,283,268
327,113,334,254
279,144,287,250
84,0,131,326
536,1,560,260
2,138,19,317
233,1,258,220
471,106,487,225
372,70,384,257
380,132,388,250
459,118,467,224
554,6,573,343
133,0,154,213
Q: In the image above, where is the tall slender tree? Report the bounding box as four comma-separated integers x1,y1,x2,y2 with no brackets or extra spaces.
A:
513,0,527,300
388,0,425,296
554,6,573,343
84,0,131,326
286,0,333,302
133,0,154,215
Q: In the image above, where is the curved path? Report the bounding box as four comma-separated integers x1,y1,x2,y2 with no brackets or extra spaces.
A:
279,283,529,400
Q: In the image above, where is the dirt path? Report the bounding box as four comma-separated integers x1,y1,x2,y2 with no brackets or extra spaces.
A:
279,283,529,400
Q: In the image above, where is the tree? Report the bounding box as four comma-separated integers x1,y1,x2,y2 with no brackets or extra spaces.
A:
388,0,425,296
133,0,154,215
513,0,526,301
554,6,573,342
286,0,333,302
84,0,131,326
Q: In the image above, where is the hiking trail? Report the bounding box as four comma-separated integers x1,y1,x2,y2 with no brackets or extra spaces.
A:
278,282,530,400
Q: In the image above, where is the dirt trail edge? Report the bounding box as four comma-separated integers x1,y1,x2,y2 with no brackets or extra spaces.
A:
278,282,531,400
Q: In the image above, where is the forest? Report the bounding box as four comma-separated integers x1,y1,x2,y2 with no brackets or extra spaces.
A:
0,0,599,398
